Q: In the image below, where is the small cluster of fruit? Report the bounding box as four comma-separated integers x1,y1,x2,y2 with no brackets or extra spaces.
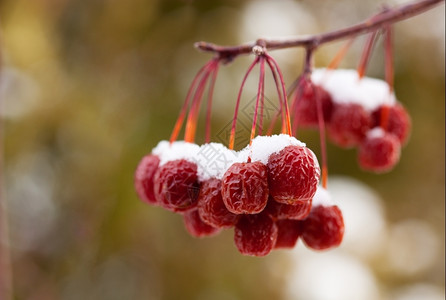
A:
135,135,344,256
294,69,411,173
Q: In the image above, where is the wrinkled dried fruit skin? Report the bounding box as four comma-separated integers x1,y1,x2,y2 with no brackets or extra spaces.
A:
274,219,301,249
328,103,371,148
134,154,160,204
183,209,221,238
295,80,334,128
358,133,401,173
234,213,278,256
371,103,411,145
267,145,320,204
301,205,344,250
153,159,200,213
221,161,269,214
198,178,240,228
265,197,312,220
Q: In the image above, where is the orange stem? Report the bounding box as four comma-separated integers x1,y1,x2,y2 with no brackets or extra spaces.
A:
266,54,292,135
205,64,219,143
291,78,306,137
357,31,379,79
327,37,355,70
184,60,217,143
250,57,265,144
229,57,260,150
384,26,394,92
265,58,287,134
170,59,216,143
314,85,329,188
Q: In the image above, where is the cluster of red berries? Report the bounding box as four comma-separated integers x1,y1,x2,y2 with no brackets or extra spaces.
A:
135,135,344,256
294,69,411,173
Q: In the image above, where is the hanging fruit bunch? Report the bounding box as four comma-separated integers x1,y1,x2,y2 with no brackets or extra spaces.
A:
135,0,440,256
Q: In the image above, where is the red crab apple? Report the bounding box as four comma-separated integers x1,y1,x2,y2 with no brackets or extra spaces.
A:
295,79,334,128
358,129,401,173
221,161,269,214
153,159,200,213
328,103,371,148
265,196,312,220
198,178,240,228
234,212,278,256
183,209,221,238
267,145,320,204
274,219,301,249
371,103,411,145
134,154,160,205
300,204,344,250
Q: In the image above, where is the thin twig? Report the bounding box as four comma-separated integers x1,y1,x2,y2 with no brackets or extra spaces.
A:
195,0,443,59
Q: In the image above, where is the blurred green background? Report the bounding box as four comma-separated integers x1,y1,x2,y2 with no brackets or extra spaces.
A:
0,0,444,299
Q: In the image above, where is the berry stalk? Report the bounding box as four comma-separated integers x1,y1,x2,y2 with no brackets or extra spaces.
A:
327,37,355,70
265,54,292,135
184,60,217,143
315,85,329,189
170,59,217,143
229,57,260,150
381,26,394,131
291,78,305,137
357,31,379,79
384,26,394,92
265,57,287,135
205,63,219,143
249,57,266,144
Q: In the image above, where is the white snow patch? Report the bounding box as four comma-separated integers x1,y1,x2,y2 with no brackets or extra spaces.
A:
312,186,334,207
152,140,170,156
151,134,316,182
311,69,396,111
366,127,385,139
249,134,306,164
194,143,243,181
155,141,200,166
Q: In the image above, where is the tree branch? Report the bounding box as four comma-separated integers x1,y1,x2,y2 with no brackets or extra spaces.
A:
195,0,444,61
